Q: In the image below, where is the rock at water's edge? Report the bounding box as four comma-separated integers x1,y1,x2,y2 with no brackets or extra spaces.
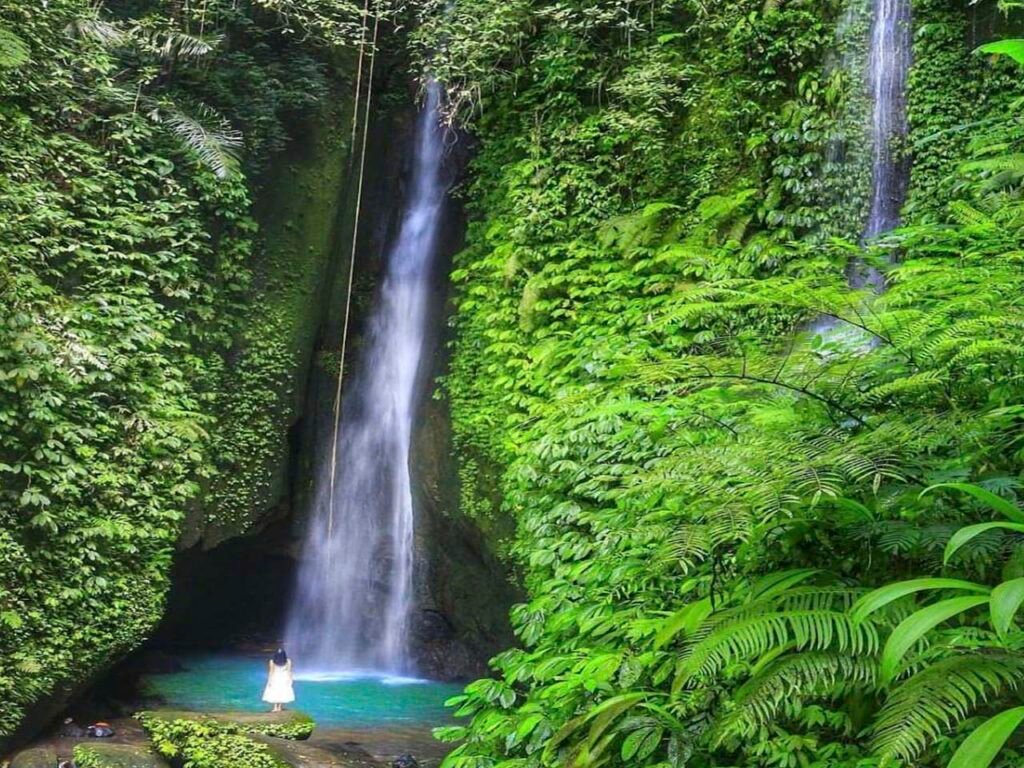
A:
137,709,315,740
10,746,58,768
73,742,171,768
253,733,381,767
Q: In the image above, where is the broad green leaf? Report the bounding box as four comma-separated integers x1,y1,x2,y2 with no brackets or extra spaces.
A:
544,714,587,761
621,726,662,761
586,693,647,749
948,707,1024,768
945,522,1024,564
851,578,989,623
749,568,820,601
880,595,990,683
991,578,1024,637
654,598,712,649
922,482,1024,523
977,39,1024,66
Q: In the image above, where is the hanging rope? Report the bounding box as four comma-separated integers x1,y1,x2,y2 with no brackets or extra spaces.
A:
327,0,382,539
347,0,371,158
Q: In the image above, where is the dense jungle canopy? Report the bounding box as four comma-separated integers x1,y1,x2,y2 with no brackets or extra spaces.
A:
5,0,1024,766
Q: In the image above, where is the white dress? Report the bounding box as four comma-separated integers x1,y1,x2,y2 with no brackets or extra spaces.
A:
262,660,295,704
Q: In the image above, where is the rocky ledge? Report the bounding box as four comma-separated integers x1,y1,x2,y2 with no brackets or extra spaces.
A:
5,711,446,768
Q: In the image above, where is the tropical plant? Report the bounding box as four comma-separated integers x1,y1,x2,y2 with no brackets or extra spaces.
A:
850,484,1024,768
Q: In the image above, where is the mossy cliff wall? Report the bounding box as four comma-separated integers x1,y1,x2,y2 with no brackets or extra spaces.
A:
184,87,357,550
0,0,367,745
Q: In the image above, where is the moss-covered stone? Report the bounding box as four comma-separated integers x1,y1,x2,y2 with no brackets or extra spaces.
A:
136,709,315,740
137,712,290,768
72,742,171,768
9,746,57,768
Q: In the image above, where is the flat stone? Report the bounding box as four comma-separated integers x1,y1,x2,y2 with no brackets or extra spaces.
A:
310,727,449,767
137,709,315,740
253,734,383,768
10,746,58,768
72,742,170,768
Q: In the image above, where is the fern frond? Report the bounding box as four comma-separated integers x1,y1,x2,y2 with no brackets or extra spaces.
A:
0,26,30,69
675,610,879,689
716,652,877,740
872,653,1024,763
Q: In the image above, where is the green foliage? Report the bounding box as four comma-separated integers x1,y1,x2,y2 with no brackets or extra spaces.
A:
947,707,1024,768
247,711,315,740
0,0,342,745
426,0,1024,765
137,709,315,741
137,713,289,768
72,742,168,768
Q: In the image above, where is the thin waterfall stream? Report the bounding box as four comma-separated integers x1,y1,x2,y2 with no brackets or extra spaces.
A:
858,0,911,286
812,0,911,339
285,82,448,677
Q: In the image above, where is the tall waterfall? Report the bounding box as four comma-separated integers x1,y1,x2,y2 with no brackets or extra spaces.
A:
859,0,911,283
285,83,447,675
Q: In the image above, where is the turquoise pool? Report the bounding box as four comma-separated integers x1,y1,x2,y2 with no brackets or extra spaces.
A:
141,655,464,727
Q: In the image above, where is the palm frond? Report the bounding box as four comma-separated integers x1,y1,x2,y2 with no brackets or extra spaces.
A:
64,17,128,46
150,103,243,179
154,31,224,61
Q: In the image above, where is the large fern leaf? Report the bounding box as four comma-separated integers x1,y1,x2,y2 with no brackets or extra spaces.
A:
872,653,1024,763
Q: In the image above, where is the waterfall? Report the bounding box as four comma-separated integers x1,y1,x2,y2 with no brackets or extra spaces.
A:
284,82,448,676
857,0,911,286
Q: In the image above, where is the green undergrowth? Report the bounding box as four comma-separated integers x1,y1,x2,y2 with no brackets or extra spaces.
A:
137,713,290,768
419,0,1024,766
72,742,169,768
137,709,315,741
0,0,356,747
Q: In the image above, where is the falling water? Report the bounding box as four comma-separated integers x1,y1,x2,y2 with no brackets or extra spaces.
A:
857,0,911,286
285,83,448,675
812,0,911,339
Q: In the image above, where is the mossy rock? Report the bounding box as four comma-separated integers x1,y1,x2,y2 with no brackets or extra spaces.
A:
73,742,171,768
137,709,315,740
10,746,58,768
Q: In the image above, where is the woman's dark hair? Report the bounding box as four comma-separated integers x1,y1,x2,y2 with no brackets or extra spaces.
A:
272,648,288,666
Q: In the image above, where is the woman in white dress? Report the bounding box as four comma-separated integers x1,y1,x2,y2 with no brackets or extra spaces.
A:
262,648,295,712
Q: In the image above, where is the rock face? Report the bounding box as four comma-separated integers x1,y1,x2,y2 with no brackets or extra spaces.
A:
184,92,360,551
9,746,57,768
254,734,379,768
409,392,519,680
72,742,170,768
